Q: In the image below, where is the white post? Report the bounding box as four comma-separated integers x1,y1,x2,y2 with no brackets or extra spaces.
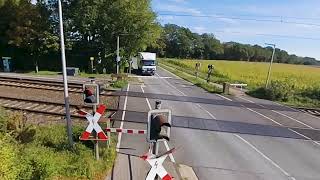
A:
58,0,73,146
117,36,120,74
265,44,276,88
93,104,99,160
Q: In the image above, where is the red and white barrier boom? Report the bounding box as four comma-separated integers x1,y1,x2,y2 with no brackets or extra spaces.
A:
141,148,176,180
78,105,108,141
105,128,147,134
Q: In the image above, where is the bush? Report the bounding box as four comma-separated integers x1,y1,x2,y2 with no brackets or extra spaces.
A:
267,80,295,101
111,80,128,88
0,111,116,180
0,108,9,133
0,134,22,180
249,80,295,101
0,133,34,180
302,86,320,100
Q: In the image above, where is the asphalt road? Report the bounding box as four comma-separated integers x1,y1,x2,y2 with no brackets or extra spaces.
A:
107,67,320,180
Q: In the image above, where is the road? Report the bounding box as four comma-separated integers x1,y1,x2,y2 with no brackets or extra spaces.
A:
107,67,320,180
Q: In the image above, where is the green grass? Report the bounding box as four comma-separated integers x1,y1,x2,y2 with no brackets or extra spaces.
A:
26,70,60,76
161,58,320,90
160,58,320,107
0,110,116,180
26,71,112,79
110,80,128,89
78,72,111,79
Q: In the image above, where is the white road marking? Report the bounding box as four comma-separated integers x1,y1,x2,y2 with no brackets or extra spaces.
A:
160,66,299,178
288,129,320,146
216,93,233,101
140,85,152,110
140,84,176,163
155,73,187,96
242,105,320,146
158,66,180,79
273,101,299,112
239,97,318,129
129,75,172,79
271,110,314,129
234,134,296,180
157,72,217,119
244,106,283,126
196,103,217,119
158,66,196,87
116,84,130,151
238,96,255,103
158,69,232,104
163,140,176,163
272,101,320,123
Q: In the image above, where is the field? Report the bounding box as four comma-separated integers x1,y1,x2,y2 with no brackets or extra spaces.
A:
160,58,320,107
161,58,320,90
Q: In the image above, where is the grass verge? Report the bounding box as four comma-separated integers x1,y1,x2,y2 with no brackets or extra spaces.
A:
0,109,116,180
110,80,128,89
26,71,112,79
26,71,60,76
159,62,222,94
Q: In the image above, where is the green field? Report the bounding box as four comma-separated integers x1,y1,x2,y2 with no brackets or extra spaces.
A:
160,58,320,107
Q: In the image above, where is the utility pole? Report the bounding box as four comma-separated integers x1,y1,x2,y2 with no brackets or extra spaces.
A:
116,36,120,74
58,0,73,146
265,43,276,88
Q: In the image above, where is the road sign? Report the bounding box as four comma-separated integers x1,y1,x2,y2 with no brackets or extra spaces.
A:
78,105,108,141
141,148,175,180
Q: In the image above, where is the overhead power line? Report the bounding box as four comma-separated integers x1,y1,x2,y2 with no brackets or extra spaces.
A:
157,11,320,21
214,30,320,41
157,12,320,27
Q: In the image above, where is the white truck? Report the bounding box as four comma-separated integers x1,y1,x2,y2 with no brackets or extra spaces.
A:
137,52,157,75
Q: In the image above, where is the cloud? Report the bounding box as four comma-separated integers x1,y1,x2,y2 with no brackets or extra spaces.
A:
157,15,175,23
169,0,187,3
192,26,207,34
156,4,201,15
215,17,238,24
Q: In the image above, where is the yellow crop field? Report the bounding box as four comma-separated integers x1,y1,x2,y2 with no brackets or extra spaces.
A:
162,58,320,90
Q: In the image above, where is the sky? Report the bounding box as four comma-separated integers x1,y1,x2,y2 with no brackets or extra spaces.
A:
152,0,320,60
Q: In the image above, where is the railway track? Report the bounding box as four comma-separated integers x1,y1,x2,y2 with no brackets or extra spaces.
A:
0,76,117,96
0,96,117,118
296,107,320,117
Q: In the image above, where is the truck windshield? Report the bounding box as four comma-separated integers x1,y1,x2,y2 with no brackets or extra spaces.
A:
143,60,155,66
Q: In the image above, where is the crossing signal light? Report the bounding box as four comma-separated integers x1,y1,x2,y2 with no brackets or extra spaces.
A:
150,115,171,141
83,83,99,105
147,109,172,143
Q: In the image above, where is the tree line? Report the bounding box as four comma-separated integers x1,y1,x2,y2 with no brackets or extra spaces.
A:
149,24,319,65
0,0,318,73
0,0,161,72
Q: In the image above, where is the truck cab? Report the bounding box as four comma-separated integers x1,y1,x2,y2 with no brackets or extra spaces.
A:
138,52,156,75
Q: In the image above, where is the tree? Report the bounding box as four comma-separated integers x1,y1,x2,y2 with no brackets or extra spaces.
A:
201,33,223,59
0,0,20,48
5,0,58,73
65,0,161,67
